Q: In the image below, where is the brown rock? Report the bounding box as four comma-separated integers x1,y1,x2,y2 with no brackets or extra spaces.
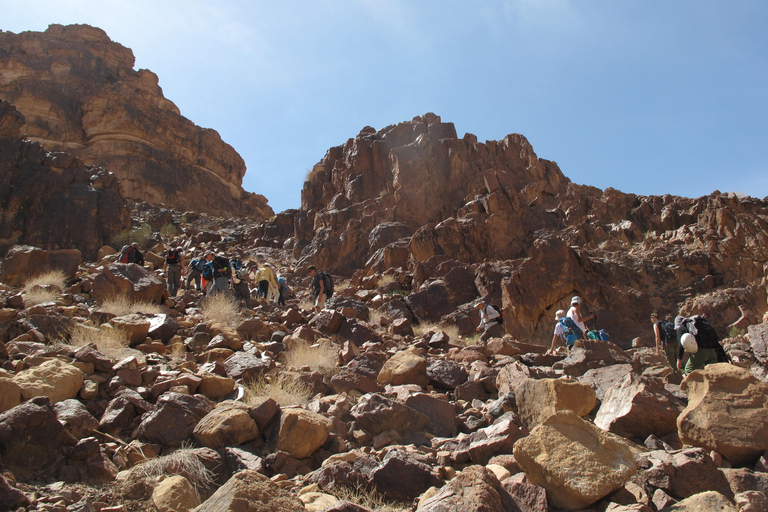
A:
516,377,596,429
13,358,84,404
513,411,637,510
377,347,429,387
193,469,304,511
136,392,214,447
276,408,333,459
111,313,152,345
193,401,260,450
152,475,200,512
416,465,514,512
90,263,165,304
350,393,429,436
677,363,768,466
0,378,21,414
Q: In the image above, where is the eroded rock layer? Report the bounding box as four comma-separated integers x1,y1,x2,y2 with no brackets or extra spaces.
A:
0,24,272,219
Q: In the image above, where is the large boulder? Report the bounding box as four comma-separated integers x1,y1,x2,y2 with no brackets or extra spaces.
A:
416,465,514,512
516,378,596,429
677,363,768,466
13,358,84,404
0,396,73,479
193,401,260,450
136,392,214,447
276,408,333,459
595,373,685,440
152,475,200,512
513,410,637,510
90,263,165,304
377,347,429,387
193,469,304,511
350,393,429,436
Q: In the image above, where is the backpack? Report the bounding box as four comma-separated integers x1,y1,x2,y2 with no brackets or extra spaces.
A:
658,320,676,344
202,262,214,280
230,259,244,271
119,245,133,263
190,258,204,272
559,317,583,347
166,249,181,265
689,316,720,349
320,272,334,298
489,304,504,325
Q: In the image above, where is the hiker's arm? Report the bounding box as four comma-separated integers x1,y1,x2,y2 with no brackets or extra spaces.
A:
547,334,558,354
653,323,662,354
319,278,325,295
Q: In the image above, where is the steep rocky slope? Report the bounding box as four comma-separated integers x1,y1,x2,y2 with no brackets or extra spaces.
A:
0,24,272,219
263,113,768,346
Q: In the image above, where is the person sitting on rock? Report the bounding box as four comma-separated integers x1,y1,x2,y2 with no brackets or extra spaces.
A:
546,310,568,355
568,296,594,340
475,301,505,341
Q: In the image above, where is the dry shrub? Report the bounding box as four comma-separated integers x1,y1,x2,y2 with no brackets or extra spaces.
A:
368,309,384,325
201,293,241,325
283,340,338,374
98,295,164,316
377,274,397,288
69,324,145,363
299,299,315,312
119,444,214,496
23,270,67,305
243,373,312,407
413,321,461,341
331,484,409,512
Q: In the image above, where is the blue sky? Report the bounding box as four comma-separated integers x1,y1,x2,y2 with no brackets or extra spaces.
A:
3,1,767,213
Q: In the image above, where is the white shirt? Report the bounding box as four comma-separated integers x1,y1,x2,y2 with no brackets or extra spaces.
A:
567,306,587,333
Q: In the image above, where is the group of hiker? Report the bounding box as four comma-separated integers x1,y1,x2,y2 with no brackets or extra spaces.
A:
538,295,729,376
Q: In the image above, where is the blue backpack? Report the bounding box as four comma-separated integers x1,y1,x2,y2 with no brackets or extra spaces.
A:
190,258,204,272
202,262,214,280
559,317,583,347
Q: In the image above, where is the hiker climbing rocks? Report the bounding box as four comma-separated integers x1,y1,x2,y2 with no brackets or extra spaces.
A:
652,311,678,370
568,296,594,341
675,314,725,375
186,255,204,291
205,252,231,296
475,301,505,341
277,276,292,306
230,257,251,309
308,265,333,312
118,242,144,265
163,246,185,296
255,262,279,303
546,310,567,355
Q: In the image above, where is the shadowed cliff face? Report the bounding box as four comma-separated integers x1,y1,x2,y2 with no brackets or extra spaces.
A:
0,100,130,260
259,113,768,346
0,24,273,219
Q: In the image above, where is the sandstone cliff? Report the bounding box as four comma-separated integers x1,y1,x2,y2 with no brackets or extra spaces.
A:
0,100,130,260
0,24,272,219
260,113,768,346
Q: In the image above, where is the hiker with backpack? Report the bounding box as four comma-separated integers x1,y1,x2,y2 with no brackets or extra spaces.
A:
255,262,279,303
118,242,144,265
475,300,505,341
205,252,231,296
567,296,594,341
675,314,727,375
230,258,251,309
546,310,568,355
163,247,185,297
651,311,678,370
308,265,333,312
277,276,292,306
186,255,205,291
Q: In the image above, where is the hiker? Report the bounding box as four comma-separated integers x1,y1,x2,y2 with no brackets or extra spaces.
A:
230,258,251,309
652,311,678,370
475,301,505,341
163,246,185,296
118,242,144,265
308,265,331,312
277,276,292,306
546,310,568,355
254,262,279,303
568,296,594,341
186,255,204,291
675,315,722,375
205,252,231,296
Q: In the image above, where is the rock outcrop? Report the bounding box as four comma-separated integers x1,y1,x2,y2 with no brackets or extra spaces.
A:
0,24,272,219
0,100,130,260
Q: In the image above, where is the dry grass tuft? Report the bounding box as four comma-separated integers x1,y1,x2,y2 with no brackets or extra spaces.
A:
413,321,461,341
23,270,67,305
123,444,214,494
69,324,145,363
201,293,241,325
243,373,313,407
331,484,409,512
283,340,338,373
98,295,164,316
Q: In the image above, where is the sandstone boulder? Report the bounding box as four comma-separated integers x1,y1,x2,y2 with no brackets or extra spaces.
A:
193,401,260,450
350,393,429,436
0,378,22,413
53,398,100,440
276,408,333,459
416,465,514,512
153,475,200,512
136,392,214,447
111,313,152,345
513,411,637,510
13,358,84,404
193,469,304,511
657,490,737,511
595,373,685,440
677,363,768,466
516,377,596,429
377,347,429,387
90,263,165,304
